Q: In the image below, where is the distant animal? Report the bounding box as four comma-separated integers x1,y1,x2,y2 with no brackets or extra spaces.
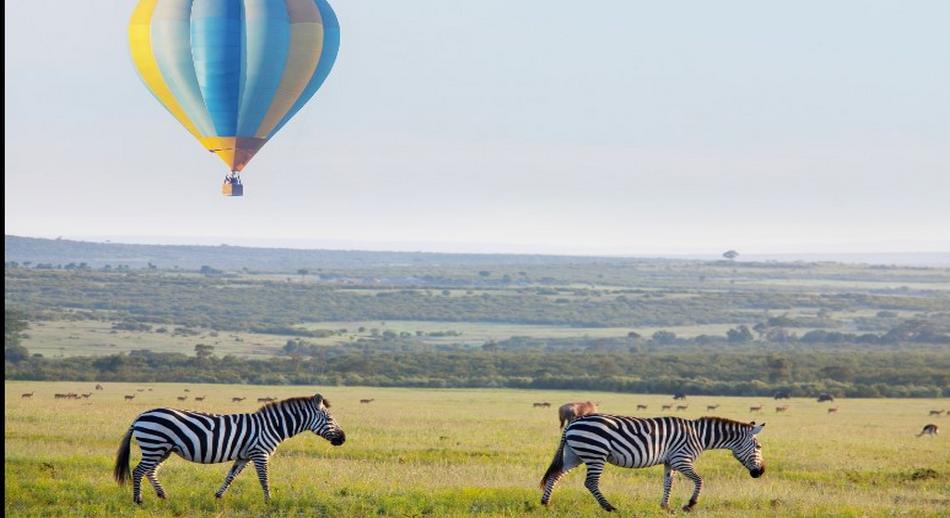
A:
673,393,687,400
917,424,938,437
775,406,789,413
95,384,104,391
177,396,187,402
676,405,688,411
533,402,551,408
827,407,838,414
817,393,835,403
929,410,945,416
21,392,34,399
541,416,766,512
360,399,375,404
125,395,136,401
194,396,206,402
232,397,246,403
749,406,763,412
636,404,648,411
81,393,92,399
184,389,190,392
114,394,345,503
706,404,720,411
773,390,791,400
559,401,599,428
662,404,673,411
148,388,153,392
137,389,145,393
257,397,277,403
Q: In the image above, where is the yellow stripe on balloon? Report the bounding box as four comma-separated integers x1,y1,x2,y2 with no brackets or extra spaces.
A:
254,0,324,138
129,0,203,140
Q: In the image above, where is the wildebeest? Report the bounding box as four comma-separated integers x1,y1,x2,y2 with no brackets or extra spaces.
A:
706,404,720,411
917,424,938,437
125,395,136,401
177,396,188,402
749,406,763,412
676,405,688,411
817,393,835,402
673,393,687,400
360,399,375,404
232,397,246,403
636,404,648,411
95,384,104,391
775,406,789,413
827,407,838,414
21,392,34,399
559,401,599,428
773,390,791,400
929,410,945,416
662,404,673,411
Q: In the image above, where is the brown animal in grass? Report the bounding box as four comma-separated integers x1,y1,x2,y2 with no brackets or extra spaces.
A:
194,396,206,402
775,406,789,413
636,404,648,411
749,406,763,412
137,389,145,392
827,407,838,414
184,389,190,392
81,393,92,399
533,402,551,408
177,396,187,402
661,404,673,411
559,401,599,428
95,384,104,391
258,397,277,403
21,392,34,399
929,410,945,416
676,405,688,411
125,395,136,401
917,424,938,437
706,404,720,411
232,397,246,403
360,399,375,404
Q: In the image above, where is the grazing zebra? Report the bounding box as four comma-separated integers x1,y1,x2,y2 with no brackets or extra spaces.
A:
636,404,648,411
540,415,766,512
706,405,719,411
114,394,345,504
917,424,938,437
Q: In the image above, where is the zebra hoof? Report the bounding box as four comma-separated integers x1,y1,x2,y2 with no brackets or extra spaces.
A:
602,504,617,512
682,504,695,513
215,493,223,499
157,493,166,500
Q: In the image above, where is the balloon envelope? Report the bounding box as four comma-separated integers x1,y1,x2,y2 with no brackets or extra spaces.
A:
129,0,339,172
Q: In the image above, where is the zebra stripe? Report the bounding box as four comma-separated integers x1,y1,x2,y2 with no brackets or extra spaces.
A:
540,415,765,512
114,394,345,504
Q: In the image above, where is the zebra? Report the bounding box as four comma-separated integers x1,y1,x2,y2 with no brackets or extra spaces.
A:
540,415,766,512
114,394,345,504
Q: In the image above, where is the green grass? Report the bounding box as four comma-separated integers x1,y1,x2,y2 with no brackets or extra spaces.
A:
5,382,949,517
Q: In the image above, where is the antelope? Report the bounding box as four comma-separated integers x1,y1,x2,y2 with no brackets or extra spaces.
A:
194,396,206,402
775,406,789,413
21,392,34,399
559,402,599,428
929,410,945,416
232,397,246,403
749,406,763,412
184,389,190,392
706,404,720,411
257,397,276,403
676,405,689,411
360,399,375,404
636,404,648,411
95,384,104,391
662,404,673,411
177,396,187,402
125,395,136,401
827,407,838,414
136,389,145,393
917,424,938,437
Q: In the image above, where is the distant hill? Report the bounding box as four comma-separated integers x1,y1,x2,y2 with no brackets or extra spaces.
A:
4,235,632,272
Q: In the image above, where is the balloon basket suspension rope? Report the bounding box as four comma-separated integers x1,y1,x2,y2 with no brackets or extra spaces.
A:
222,172,243,197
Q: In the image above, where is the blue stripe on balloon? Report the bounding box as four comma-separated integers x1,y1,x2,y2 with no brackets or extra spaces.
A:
236,0,290,137
268,0,340,138
150,0,216,137
192,0,243,136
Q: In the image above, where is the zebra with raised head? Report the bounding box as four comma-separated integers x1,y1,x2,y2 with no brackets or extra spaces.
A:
540,415,766,512
114,393,345,504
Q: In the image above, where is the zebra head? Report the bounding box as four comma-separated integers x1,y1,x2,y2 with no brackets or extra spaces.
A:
310,394,346,446
731,422,766,478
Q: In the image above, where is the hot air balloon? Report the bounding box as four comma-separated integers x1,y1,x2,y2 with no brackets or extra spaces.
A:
128,0,340,196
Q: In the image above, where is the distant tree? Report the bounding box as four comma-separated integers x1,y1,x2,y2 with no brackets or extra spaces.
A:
651,330,677,345
722,250,739,261
478,271,491,277
727,325,754,344
194,344,215,359
297,269,310,279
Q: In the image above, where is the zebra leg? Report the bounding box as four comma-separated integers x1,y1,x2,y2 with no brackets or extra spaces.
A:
145,452,172,499
583,461,616,512
215,459,249,498
251,454,271,501
541,445,583,506
675,463,703,512
660,463,675,512
131,457,160,504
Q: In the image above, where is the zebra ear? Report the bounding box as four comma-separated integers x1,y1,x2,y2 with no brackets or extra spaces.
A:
752,423,766,434
313,394,323,406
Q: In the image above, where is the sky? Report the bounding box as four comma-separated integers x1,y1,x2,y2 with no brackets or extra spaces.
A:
5,1,950,256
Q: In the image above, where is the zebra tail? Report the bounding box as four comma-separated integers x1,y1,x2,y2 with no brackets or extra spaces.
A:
114,428,133,485
540,433,567,489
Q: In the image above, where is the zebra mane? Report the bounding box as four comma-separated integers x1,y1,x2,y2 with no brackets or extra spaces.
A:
255,396,329,413
695,416,755,429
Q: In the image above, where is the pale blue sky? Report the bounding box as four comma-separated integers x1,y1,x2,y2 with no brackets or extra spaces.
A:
5,1,949,255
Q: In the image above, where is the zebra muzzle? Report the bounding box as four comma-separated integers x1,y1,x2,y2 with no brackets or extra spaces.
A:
750,466,765,478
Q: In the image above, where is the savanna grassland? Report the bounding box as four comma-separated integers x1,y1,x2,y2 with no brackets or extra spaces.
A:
5,382,949,517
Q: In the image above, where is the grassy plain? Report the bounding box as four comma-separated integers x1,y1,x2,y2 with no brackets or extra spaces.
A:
5,382,948,517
